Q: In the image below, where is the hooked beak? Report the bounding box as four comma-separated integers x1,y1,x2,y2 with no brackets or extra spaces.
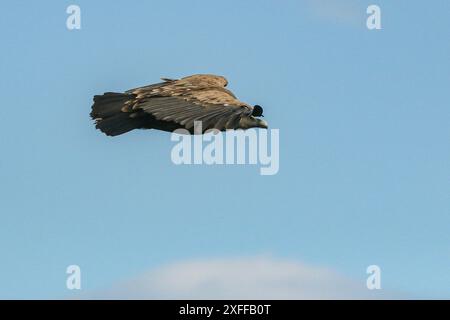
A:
258,119,268,129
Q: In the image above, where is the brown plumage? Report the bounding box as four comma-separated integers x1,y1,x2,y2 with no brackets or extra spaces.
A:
90,74,268,136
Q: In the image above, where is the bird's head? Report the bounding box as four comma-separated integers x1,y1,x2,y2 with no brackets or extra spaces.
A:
255,118,268,129
240,105,268,129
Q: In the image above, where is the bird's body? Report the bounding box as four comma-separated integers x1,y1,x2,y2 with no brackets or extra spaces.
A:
90,74,267,136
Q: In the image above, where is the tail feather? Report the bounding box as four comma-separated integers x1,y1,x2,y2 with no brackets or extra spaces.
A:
91,92,143,136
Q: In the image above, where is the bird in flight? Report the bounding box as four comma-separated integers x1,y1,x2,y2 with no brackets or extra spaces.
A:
90,74,267,136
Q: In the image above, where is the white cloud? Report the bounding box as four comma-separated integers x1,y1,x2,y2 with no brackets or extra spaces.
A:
306,0,362,26
86,256,399,299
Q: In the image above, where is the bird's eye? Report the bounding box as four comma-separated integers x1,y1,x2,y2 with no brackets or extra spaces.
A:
252,105,263,117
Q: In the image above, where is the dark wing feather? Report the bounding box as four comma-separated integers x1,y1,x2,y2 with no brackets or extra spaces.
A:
125,75,253,131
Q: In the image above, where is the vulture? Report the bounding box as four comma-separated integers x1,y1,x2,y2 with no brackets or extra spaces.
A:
90,74,268,136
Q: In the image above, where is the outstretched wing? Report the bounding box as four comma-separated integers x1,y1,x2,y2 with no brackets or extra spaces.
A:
123,75,253,131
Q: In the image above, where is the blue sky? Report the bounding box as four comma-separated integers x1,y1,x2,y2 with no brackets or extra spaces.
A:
0,0,449,299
